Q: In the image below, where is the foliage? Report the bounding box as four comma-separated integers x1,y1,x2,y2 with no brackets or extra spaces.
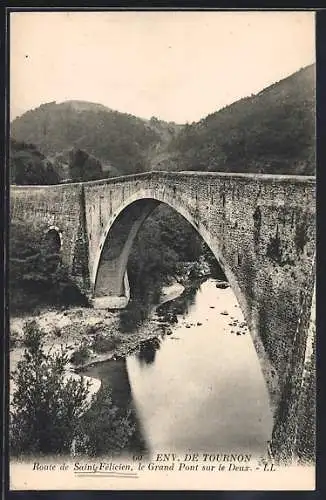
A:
52,326,62,338
91,333,121,353
10,100,164,177
70,345,90,365
11,66,315,178
10,320,136,457
10,139,60,185
119,299,150,333
127,205,203,305
10,320,90,456
68,148,103,182
166,65,315,175
9,221,88,313
74,386,136,457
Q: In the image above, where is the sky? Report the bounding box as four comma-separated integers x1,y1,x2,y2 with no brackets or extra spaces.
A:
10,11,315,123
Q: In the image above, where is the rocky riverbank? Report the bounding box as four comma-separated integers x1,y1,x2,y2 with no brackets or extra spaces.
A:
9,281,187,394
9,259,220,400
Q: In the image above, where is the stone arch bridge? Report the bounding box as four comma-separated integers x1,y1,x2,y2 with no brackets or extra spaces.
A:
10,171,316,463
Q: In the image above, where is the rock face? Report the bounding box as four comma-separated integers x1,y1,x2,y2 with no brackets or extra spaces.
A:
10,170,316,462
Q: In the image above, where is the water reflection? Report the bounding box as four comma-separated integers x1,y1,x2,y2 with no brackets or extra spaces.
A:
157,280,200,319
85,358,131,406
84,358,148,453
84,279,273,457
127,279,273,456
136,337,161,365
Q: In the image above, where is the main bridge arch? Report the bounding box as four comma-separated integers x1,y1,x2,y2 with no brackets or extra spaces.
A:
91,191,250,322
90,190,277,416
11,172,316,462
82,172,315,462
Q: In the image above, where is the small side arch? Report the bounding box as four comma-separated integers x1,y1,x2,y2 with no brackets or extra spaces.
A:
43,225,63,251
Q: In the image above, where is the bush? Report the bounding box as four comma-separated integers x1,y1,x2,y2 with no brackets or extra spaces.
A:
69,148,103,182
10,320,138,458
119,300,149,333
127,204,203,311
85,324,101,336
52,326,62,338
91,333,120,354
10,139,60,185
70,345,90,365
10,320,91,456
10,221,89,313
74,386,136,457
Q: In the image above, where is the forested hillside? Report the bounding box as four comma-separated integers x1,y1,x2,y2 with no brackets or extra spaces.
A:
10,65,316,318
10,140,108,184
10,139,60,185
11,64,315,180
11,100,180,177
162,64,315,175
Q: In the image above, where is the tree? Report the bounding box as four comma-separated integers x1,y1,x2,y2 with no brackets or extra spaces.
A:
10,320,138,458
10,321,91,456
10,139,60,185
68,148,103,182
74,387,136,457
127,205,203,310
9,221,88,312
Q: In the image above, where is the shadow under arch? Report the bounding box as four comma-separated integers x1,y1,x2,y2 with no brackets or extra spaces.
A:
92,194,278,410
41,226,63,273
93,195,247,322
43,225,63,253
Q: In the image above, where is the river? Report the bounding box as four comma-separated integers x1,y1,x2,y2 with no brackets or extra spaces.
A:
84,278,273,458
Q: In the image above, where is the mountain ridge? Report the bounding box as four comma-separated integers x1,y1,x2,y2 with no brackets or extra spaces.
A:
11,63,315,180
